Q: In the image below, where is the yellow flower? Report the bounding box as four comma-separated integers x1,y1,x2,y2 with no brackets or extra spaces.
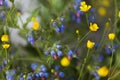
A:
76,29,79,34
98,7,106,16
31,17,36,21
1,35,9,42
102,0,110,7
97,66,109,77
108,33,115,40
89,23,99,31
51,19,54,22
61,57,70,67
118,11,120,18
87,40,95,49
80,1,91,12
17,11,21,16
2,44,10,49
32,21,40,30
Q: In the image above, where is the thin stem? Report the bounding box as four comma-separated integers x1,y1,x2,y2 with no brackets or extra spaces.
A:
34,42,42,57
86,13,89,27
113,0,118,33
110,60,120,77
74,31,91,52
108,41,113,80
19,16,24,26
5,49,8,60
78,49,90,80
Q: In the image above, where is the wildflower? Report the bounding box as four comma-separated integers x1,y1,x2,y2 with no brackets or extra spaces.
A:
0,0,4,6
80,1,91,12
2,44,10,49
76,29,79,34
1,35,9,42
59,72,65,78
97,66,109,77
60,57,70,67
31,17,36,21
108,33,115,40
98,7,106,16
87,40,95,49
118,11,120,18
102,0,110,7
51,19,54,22
17,11,21,16
89,23,99,31
32,21,40,30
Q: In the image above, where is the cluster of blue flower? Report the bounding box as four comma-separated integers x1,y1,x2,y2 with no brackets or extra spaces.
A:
51,17,65,33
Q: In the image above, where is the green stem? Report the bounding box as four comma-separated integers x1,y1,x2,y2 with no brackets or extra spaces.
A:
78,49,90,80
34,42,42,57
19,16,24,26
74,31,91,52
5,49,8,60
108,41,114,80
110,60,120,77
113,0,118,33
110,71,120,79
16,58,43,63
86,13,89,27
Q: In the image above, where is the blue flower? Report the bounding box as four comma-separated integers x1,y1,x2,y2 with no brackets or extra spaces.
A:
59,72,65,78
55,65,60,71
56,45,62,49
20,77,24,80
76,18,81,24
28,37,35,45
99,55,104,62
39,72,44,77
45,51,49,55
27,74,32,80
50,50,56,56
57,50,63,57
68,50,73,56
44,73,49,78
31,63,37,70
55,27,61,33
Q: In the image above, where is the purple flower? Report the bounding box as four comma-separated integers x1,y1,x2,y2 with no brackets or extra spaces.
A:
0,0,4,6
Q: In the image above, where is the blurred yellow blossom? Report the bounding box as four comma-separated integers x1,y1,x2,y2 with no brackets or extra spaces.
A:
108,33,115,40
102,0,110,7
31,17,36,21
2,44,10,49
76,29,79,34
118,11,120,18
17,11,21,16
1,35,9,42
97,66,109,77
61,57,70,67
89,23,99,31
80,1,91,12
51,19,54,22
98,7,106,16
87,40,95,49
32,21,40,30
